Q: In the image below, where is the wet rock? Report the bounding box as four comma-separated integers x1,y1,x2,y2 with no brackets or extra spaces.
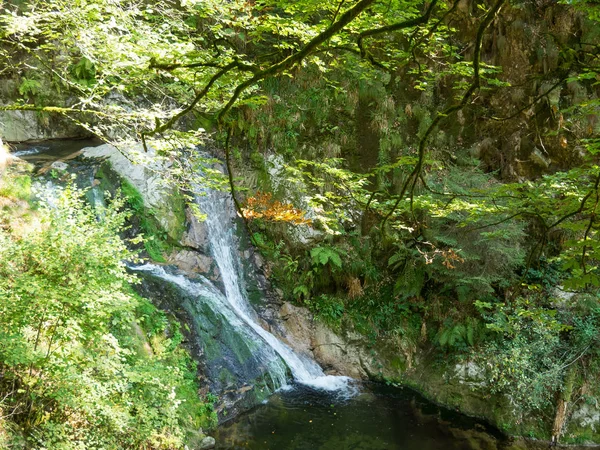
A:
180,207,210,253
134,266,283,422
82,144,185,240
197,436,216,449
82,144,166,207
168,250,217,277
50,161,69,171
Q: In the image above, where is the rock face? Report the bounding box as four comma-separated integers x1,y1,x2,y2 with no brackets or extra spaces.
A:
0,110,85,142
167,250,219,280
270,302,405,380
82,144,185,240
180,208,210,253
82,144,165,208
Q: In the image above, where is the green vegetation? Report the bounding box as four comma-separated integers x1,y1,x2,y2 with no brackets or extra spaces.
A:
120,178,172,262
1,0,600,444
0,172,216,449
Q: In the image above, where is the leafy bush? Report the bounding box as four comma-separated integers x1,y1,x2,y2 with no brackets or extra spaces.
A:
472,297,588,412
0,182,215,449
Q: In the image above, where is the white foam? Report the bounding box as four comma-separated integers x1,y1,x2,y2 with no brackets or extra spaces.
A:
13,147,46,157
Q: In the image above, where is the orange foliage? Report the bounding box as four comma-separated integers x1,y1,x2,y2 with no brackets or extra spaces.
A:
419,246,465,269
241,191,312,225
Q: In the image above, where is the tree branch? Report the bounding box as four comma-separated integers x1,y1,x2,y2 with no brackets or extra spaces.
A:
357,0,440,52
380,0,506,233
216,0,378,124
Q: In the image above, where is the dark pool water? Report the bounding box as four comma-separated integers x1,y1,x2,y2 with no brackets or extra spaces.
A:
214,383,519,450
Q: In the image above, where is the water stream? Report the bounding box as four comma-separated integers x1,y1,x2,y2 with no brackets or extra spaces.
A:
134,187,354,395
194,189,354,393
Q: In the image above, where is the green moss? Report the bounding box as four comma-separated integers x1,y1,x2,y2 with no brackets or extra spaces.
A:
93,162,186,262
119,179,174,262
218,367,236,385
154,188,186,242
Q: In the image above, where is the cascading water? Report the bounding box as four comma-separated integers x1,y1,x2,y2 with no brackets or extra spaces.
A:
194,188,354,393
132,185,355,395
133,263,290,391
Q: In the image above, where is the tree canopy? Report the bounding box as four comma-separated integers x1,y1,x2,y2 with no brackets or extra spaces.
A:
1,0,600,444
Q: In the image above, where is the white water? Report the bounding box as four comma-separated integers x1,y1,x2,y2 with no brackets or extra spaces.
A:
195,189,355,394
12,147,46,157
132,263,289,389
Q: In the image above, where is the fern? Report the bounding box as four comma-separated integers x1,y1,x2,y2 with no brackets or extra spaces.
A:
437,319,478,349
18,78,42,98
310,246,342,269
393,259,425,298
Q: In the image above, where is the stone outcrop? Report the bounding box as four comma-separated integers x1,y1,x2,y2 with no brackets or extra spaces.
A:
196,436,216,450
167,250,219,281
82,144,186,241
0,110,85,142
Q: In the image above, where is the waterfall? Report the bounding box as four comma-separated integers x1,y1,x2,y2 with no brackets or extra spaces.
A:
132,186,355,395
132,263,290,390
194,189,354,393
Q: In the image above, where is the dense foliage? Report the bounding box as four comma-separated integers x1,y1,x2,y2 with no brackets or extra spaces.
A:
0,0,599,444
0,171,216,449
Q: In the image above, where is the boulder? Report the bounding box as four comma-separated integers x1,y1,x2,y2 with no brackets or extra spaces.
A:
50,161,69,171
168,250,218,278
197,436,216,450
